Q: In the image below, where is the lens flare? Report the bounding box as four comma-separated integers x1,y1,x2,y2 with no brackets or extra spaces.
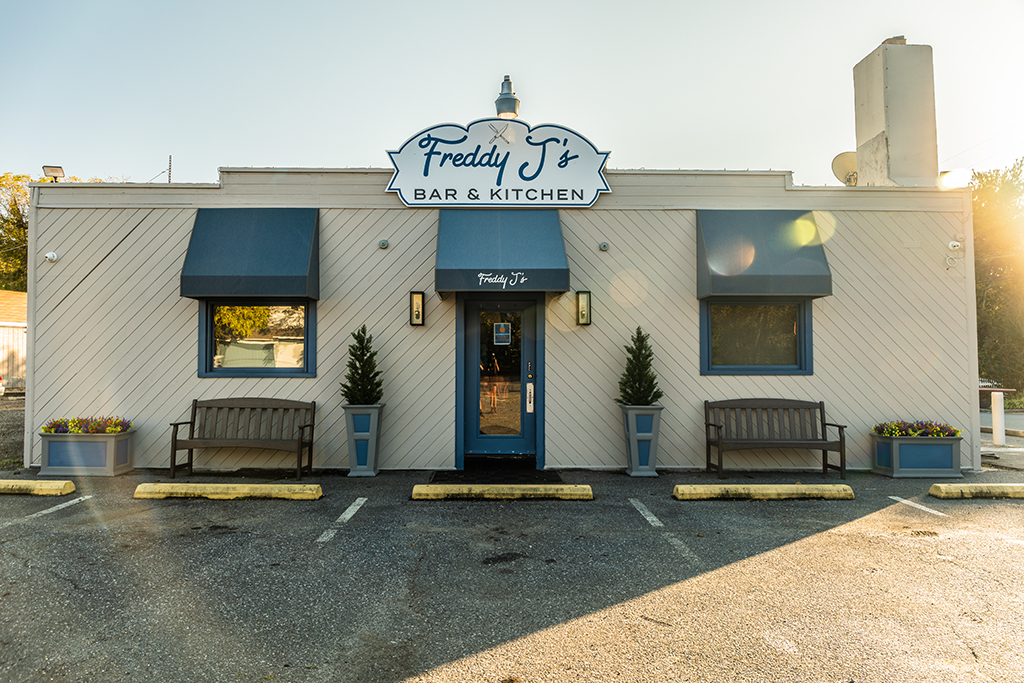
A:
788,218,819,247
706,240,755,276
940,168,971,189
609,269,649,307
811,211,836,243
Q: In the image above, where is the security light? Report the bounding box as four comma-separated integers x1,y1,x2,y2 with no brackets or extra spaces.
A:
495,76,519,120
42,166,64,182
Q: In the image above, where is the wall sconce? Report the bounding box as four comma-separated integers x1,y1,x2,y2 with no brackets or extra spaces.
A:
576,291,591,325
410,291,425,326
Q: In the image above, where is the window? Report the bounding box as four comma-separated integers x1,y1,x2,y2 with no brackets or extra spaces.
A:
700,299,812,375
198,300,316,377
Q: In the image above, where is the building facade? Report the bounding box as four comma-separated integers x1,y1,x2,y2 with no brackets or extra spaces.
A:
24,39,980,475
25,167,978,473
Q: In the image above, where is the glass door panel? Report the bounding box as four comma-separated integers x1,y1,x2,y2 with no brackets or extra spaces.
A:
479,310,522,436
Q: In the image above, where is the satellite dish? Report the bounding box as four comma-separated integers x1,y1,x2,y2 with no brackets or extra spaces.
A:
832,152,857,186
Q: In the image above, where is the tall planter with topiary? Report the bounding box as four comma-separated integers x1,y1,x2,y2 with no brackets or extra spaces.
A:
341,325,385,477
616,327,665,476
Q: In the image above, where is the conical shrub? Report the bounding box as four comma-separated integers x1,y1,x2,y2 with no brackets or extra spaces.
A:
616,326,663,406
340,325,383,405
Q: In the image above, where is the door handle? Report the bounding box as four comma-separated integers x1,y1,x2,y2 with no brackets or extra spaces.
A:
526,383,534,414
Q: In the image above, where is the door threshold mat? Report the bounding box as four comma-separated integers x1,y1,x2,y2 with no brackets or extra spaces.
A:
430,458,563,485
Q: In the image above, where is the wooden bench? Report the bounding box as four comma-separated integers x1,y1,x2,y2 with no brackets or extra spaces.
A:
705,398,846,479
170,398,316,479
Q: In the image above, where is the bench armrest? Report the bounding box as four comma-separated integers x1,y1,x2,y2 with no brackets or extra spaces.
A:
824,422,847,440
170,421,192,452
705,421,723,438
296,423,315,440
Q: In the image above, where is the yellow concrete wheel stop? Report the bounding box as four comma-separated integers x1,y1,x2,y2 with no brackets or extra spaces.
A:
412,484,593,500
929,483,1024,499
673,484,854,500
134,483,322,500
0,480,76,496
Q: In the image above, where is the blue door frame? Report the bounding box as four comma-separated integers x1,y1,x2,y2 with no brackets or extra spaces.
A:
455,292,546,469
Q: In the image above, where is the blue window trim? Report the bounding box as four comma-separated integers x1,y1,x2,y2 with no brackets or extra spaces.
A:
198,299,317,378
699,298,813,376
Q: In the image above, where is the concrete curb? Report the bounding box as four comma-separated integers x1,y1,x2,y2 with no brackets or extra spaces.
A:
411,484,594,501
929,483,1024,499
980,426,1024,437
134,483,323,500
672,484,855,500
0,480,76,496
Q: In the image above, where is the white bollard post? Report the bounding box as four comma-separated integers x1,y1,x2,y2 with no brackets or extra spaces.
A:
993,390,1006,446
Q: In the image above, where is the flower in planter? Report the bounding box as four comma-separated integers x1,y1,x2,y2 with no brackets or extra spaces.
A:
41,416,133,434
872,420,961,438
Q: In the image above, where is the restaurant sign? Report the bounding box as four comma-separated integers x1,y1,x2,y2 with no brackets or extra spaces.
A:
387,119,610,207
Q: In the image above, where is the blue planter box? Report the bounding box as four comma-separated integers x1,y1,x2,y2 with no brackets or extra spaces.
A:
343,404,384,477
620,404,664,477
871,434,963,478
39,430,134,476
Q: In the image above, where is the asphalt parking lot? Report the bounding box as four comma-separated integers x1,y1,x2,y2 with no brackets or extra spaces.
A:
2,463,1024,683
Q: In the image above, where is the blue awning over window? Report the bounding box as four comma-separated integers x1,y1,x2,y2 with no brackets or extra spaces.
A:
696,210,832,299
436,209,570,292
180,208,319,300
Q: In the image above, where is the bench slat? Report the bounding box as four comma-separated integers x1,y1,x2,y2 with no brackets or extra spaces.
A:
177,439,308,450
719,440,841,449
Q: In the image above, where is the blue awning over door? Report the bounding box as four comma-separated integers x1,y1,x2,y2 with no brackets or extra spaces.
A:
435,209,570,292
696,210,833,299
180,208,319,299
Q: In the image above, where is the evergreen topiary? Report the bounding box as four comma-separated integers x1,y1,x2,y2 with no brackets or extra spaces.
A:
340,325,384,405
616,326,664,406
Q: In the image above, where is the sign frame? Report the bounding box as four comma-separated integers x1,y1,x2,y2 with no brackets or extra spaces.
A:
387,118,611,208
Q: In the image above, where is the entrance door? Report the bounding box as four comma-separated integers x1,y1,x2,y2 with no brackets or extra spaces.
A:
465,299,538,457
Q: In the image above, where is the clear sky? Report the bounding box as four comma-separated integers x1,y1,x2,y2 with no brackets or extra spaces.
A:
4,0,1022,187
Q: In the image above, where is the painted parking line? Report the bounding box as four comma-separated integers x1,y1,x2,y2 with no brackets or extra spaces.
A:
0,495,93,530
664,533,702,568
629,498,664,527
316,497,368,543
889,496,948,517
627,498,702,566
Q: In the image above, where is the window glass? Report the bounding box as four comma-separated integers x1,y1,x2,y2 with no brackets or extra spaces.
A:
701,299,811,375
213,305,305,369
710,304,798,367
199,300,315,377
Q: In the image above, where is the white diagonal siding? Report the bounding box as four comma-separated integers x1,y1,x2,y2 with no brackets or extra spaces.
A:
28,170,976,473
545,206,975,471
29,204,455,471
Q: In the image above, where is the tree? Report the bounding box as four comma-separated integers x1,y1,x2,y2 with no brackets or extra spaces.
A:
0,172,106,292
339,325,384,405
973,158,1024,391
214,305,271,340
616,326,664,406
0,173,32,291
